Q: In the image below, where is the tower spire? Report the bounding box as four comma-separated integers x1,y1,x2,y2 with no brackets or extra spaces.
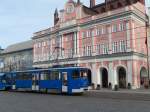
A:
77,0,81,4
54,8,59,25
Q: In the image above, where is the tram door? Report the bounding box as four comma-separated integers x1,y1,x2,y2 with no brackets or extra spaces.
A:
62,72,68,92
32,73,39,91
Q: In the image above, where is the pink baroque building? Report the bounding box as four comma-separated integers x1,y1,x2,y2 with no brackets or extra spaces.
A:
32,0,149,89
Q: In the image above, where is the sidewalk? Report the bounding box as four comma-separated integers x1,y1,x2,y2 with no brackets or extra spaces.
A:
90,88,150,94
85,88,150,101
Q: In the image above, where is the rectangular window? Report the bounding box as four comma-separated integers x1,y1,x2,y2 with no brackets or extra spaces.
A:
119,40,126,52
96,28,101,36
112,42,118,53
96,44,101,55
40,71,50,80
119,23,124,31
17,72,32,80
102,44,108,54
112,24,117,32
42,42,46,47
80,70,88,79
82,32,86,38
86,30,91,37
101,27,106,34
83,46,86,56
38,43,41,48
68,49,74,58
50,71,60,80
72,70,80,79
92,30,95,37
87,46,92,56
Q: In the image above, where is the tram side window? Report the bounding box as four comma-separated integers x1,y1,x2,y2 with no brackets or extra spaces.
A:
17,73,22,80
50,71,60,80
72,70,80,79
5,74,12,83
1,75,6,83
17,73,31,80
40,71,50,80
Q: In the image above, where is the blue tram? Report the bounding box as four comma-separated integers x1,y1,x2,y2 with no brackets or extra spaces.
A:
0,67,91,94
0,73,12,90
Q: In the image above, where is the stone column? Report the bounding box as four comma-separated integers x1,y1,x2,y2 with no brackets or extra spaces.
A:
127,60,132,86
91,63,97,88
132,61,138,89
109,62,115,88
97,68,101,86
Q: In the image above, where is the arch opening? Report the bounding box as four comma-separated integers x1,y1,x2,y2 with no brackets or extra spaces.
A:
101,68,108,88
118,67,126,88
140,67,148,87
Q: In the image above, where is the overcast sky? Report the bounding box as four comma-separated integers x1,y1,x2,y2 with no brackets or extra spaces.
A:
0,0,149,49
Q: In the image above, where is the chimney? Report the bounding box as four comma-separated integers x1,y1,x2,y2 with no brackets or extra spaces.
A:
90,0,96,8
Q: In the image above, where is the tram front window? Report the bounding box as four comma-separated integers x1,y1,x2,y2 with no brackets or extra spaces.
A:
72,70,88,79
80,70,88,79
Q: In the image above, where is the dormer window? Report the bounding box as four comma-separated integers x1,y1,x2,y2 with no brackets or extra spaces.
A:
66,5,74,13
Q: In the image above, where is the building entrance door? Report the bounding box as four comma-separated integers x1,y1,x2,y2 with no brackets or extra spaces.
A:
118,67,126,88
101,68,108,88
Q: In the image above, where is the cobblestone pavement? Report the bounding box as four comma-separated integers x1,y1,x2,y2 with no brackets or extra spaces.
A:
0,91,150,112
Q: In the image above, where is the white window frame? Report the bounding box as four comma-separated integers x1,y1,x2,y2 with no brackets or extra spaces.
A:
96,28,101,36
96,44,101,55
87,46,92,56
101,27,106,34
82,32,86,38
112,42,118,53
112,24,117,32
83,46,86,56
119,40,126,52
86,30,91,37
119,23,124,31
66,5,74,13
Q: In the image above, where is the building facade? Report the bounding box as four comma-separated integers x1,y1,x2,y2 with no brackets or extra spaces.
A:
0,40,33,72
0,47,4,72
32,0,149,89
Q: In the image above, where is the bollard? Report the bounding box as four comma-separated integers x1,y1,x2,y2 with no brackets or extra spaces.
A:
108,83,112,89
127,83,131,89
96,84,101,90
114,85,118,91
